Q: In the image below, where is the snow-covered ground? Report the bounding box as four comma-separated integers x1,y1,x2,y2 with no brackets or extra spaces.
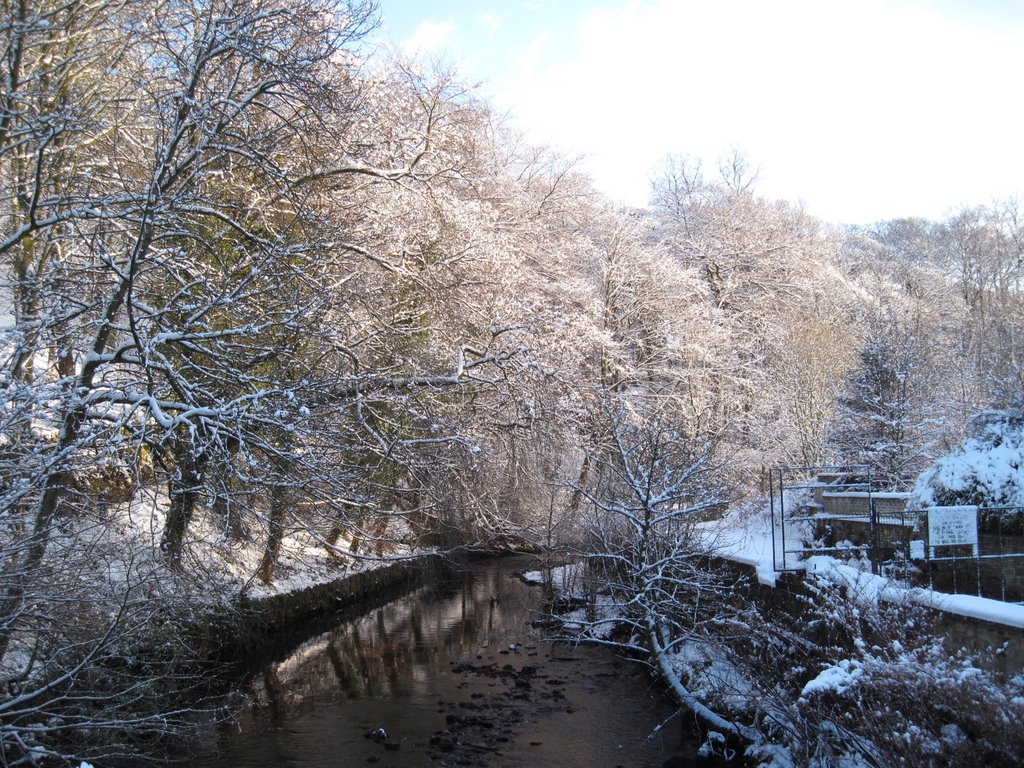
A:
520,562,587,595
704,510,780,587
43,482,422,614
520,563,621,638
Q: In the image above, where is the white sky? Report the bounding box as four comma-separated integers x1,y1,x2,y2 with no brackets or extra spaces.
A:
374,0,1024,226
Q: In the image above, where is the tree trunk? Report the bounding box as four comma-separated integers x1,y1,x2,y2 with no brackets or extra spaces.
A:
566,452,592,523
160,437,203,568
326,525,346,562
257,458,289,583
0,403,85,664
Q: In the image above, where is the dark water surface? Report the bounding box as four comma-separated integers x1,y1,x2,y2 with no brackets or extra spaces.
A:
198,557,687,767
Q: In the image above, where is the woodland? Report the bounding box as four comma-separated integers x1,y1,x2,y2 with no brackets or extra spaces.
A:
1,0,1022,764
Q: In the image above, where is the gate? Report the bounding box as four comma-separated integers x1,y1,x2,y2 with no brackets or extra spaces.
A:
769,464,876,573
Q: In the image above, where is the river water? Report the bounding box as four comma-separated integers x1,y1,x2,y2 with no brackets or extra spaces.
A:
197,556,689,767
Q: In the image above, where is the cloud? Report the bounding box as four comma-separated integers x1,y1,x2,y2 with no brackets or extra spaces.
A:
402,19,455,58
493,0,1024,222
518,27,551,77
479,12,502,37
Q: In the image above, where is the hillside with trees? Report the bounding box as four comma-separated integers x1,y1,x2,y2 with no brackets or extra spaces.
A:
1,0,1021,763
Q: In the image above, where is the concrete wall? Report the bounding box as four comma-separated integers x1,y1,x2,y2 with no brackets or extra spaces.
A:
212,557,443,660
934,610,1023,680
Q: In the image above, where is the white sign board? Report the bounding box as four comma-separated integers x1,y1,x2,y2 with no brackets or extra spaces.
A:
927,505,979,547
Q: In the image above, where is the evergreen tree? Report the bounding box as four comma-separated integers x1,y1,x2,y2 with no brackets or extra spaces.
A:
830,311,936,489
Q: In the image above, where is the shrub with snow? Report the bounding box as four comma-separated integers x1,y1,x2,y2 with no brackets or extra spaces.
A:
739,570,1024,768
910,409,1023,509
788,643,1024,768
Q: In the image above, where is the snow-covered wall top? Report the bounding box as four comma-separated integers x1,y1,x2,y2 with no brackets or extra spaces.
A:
820,491,911,500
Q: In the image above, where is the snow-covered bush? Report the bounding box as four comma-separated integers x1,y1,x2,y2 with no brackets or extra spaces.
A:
710,564,1023,768
910,409,1023,510
786,643,1024,768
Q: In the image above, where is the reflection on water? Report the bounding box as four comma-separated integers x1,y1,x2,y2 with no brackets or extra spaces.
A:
200,557,685,767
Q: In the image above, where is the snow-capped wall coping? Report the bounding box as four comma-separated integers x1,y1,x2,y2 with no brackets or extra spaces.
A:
719,544,1024,629
910,590,1024,630
804,555,1024,630
819,491,911,500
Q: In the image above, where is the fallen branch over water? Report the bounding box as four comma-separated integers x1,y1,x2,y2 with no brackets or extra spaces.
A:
645,614,760,743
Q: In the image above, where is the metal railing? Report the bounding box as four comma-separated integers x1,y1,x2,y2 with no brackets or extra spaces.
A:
769,465,1024,603
898,505,1024,602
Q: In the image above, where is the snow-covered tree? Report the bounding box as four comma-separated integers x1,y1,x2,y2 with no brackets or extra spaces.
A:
650,152,857,475
830,308,937,489
570,395,759,739
775,315,857,467
854,205,1023,418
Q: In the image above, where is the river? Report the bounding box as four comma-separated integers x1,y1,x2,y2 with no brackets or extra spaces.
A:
196,556,690,767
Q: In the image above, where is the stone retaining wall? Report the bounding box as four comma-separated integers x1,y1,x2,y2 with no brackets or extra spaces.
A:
211,556,444,660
